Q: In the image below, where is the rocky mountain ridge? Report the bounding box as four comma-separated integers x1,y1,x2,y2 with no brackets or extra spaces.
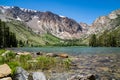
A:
80,9,120,40
0,6,82,39
0,6,120,40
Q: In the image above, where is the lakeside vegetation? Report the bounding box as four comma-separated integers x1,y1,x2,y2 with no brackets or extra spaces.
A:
0,49,72,75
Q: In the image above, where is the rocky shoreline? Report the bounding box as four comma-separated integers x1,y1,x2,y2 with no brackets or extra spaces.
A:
0,50,120,80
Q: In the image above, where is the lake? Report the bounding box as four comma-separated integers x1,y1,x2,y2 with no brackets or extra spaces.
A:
9,47,120,55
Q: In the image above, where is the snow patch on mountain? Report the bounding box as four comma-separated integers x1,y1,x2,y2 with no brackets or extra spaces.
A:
59,15,66,18
2,6,10,9
16,16,22,21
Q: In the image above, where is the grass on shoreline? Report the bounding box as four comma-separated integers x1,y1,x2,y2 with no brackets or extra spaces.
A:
0,49,71,75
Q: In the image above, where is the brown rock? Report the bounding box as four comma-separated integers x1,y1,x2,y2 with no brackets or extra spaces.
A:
59,54,68,58
0,77,12,80
0,64,12,78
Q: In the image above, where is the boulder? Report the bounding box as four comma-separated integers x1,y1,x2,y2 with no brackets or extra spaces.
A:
0,77,12,80
0,64,12,78
14,67,29,80
58,54,68,58
46,53,58,57
32,72,46,80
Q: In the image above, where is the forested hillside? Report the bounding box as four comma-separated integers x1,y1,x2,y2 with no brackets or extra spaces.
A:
0,19,17,48
89,25,120,47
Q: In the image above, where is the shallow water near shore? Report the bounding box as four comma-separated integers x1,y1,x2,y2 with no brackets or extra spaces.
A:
9,47,120,55
6,47,120,79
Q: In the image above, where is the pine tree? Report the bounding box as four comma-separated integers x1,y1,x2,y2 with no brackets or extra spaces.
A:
5,27,10,47
89,34,97,47
0,20,3,48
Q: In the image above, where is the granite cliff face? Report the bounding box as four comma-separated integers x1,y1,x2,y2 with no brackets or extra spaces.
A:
0,6,82,39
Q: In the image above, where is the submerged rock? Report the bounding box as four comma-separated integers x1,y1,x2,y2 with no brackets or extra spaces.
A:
32,72,46,80
49,73,69,80
0,64,12,78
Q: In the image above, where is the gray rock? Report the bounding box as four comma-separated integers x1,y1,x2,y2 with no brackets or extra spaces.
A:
14,67,29,80
32,72,46,80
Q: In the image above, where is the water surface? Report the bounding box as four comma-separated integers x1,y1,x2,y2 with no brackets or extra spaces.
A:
10,47,120,55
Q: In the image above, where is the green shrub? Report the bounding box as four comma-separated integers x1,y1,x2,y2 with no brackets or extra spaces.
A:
0,49,6,55
18,55,32,70
0,56,5,64
5,51,16,62
63,59,71,70
19,55,32,63
8,61,20,75
36,56,56,70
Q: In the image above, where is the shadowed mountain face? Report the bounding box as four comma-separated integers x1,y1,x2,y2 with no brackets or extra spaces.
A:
0,6,82,39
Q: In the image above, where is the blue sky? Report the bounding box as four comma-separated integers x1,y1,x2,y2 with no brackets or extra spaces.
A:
0,0,120,24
